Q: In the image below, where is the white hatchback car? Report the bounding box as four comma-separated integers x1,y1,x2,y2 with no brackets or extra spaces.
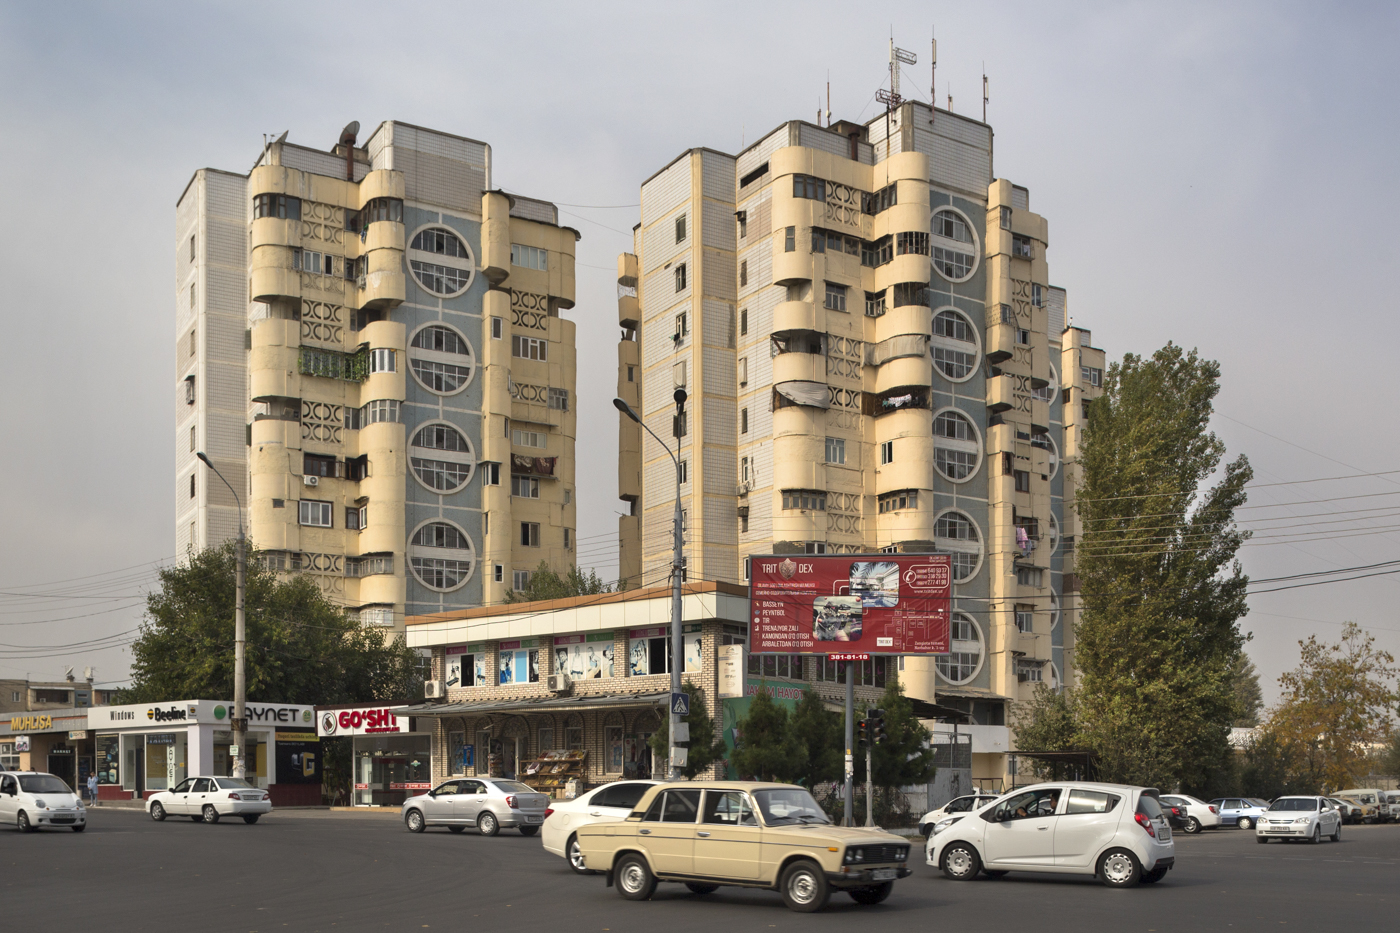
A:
0,771,86,832
147,776,272,824
1255,796,1342,843
917,794,1000,836
1158,794,1222,834
927,782,1175,888
541,779,660,871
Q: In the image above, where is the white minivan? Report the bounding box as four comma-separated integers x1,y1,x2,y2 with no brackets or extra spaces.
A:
927,782,1175,888
0,771,87,832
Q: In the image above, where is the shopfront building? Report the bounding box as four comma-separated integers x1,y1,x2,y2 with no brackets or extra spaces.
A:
0,708,94,792
315,702,430,807
88,700,320,806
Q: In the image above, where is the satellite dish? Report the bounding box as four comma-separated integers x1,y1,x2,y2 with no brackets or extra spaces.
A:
64,666,74,681
340,121,361,146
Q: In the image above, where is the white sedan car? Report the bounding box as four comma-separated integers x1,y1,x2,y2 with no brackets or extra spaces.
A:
927,782,1176,888
147,776,272,824
541,779,659,872
1158,794,1222,834
1255,796,1342,843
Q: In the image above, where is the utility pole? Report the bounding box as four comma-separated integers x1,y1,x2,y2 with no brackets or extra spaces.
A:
844,661,854,825
197,452,246,779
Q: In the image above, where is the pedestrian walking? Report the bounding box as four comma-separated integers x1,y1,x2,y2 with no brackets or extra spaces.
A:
87,770,99,807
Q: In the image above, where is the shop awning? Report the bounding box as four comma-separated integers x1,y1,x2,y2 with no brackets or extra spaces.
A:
390,691,672,718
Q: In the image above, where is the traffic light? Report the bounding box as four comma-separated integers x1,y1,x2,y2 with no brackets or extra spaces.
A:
856,717,869,747
868,708,886,745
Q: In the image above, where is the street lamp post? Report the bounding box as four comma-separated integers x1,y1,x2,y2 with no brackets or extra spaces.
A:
196,452,247,780
614,391,687,780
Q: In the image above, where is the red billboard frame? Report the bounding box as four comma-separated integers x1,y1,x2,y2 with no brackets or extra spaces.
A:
748,553,952,655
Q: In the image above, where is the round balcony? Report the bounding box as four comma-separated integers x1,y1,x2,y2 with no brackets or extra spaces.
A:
872,253,932,292
772,351,825,386
773,300,817,333
873,304,931,344
873,354,932,395
772,434,823,489
357,169,403,204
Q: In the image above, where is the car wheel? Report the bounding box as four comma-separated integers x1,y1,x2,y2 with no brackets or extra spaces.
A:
519,825,539,837
567,835,593,874
478,811,499,836
1330,822,1341,842
242,815,259,825
71,824,86,833
405,809,426,833
202,805,220,824
1098,848,1141,888
848,882,894,904
150,802,167,822
940,843,981,881
1184,817,1202,834
1256,835,1269,844
1141,865,1169,884
16,811,34,833
685,882,720,895
779,859,830,913
448,825,466,833
1237,816,1253,830
1309,825,1321,844
615,853,657,900
920,824,932,837
982,869,1009,879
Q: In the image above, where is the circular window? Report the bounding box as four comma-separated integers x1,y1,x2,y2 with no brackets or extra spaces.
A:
409,422,476,494
933,509,984,583
1031,431,1060,481
1049,589,1061,630
408,519,476,591
933,407,983,483
930,208,980,283
1034,361,1060,402
409,323,476,395
931,308,981,382
1046,512,1061,556
935,612,984,685
1048,662,1061,691
407,226,475,298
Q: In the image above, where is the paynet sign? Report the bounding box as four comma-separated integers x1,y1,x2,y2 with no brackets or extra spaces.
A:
317,706,410,737
749,554,951,655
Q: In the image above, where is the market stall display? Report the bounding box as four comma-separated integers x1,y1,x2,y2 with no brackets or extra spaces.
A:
521,750,587,799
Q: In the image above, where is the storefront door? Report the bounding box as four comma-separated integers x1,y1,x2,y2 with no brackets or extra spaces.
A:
47,751,75,788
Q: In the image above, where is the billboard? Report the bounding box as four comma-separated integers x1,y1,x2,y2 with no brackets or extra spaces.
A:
749,554,952,655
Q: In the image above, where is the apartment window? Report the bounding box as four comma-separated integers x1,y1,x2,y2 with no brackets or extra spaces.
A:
1001,304,1014,324
1012,234,1034,259
188,329,196,357
784,226,795,252
299,500,333,527
802,542,828,554
1000,206,1012,230
513,570,531,590
675,214,687,243
347,197,404,231
1032,283,1043,307
792,174,824,200
293,249,326,275
1016,606,1034,633
679,460,689,484
824,282,848,312
493,564,504,583
1015,470,1031,492
811,227,826,253
1082,366,1103,387
739,260,748,287
740,456,751,484
862,184,897,214
190,282,196,311
564,487,572,505
865,291,886,317
627,365,635,382
481,462,501,485
564,528,572,550
512,335,548,361
934,410,979,480
303,453,338,478
511,475,540,498
892,282,928,308
188,425,195,452
740,408,748,434
189,234,196,261
674,263,687,292
1016,566,1044,587
548,388,569,411
825,436,846,464
674,311,688,340
252,193,301,220
369,348,396,373
345,399,399,429
896,231,930,256
1016,328,1030,346
189,473,195,499
737,211,747,237
936,510,983,582
932,347,975,380
933,309,974,343
346,506,367,530
781,490,825,511
510,243,548,270
880,440,894,465
482,512,489,535
936,614,983,684
862,235,893,267
878,490,918,513
511,429,547,448
739,308,748,335
409,227,473,296
491,317,503,339
738,357,747,386
520,522,540,547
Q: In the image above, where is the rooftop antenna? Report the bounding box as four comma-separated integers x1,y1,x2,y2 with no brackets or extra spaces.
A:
826,73,831,127
930,28,938,126
948,87,954,113
877,37,918,158
983,65,988,123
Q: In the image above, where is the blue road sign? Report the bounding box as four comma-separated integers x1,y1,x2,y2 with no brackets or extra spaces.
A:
671,692,690,716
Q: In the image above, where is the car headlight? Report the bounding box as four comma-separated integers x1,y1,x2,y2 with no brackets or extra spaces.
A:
1294,818,1310,824
932,816,963,836
34,799,46,809
844,847,865,864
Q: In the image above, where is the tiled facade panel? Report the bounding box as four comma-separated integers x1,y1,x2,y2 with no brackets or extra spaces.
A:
700,250,735,298
508,197,557,225
701,345,735,397
642,211,692,276
399,152,486,215
796,123,874,163
701,198,736,251
736,126,793,181
700,150,736,201
642,345,688,417
641,157,692,227
1047,286,1067,338
701,300,734,348
280,145,369,182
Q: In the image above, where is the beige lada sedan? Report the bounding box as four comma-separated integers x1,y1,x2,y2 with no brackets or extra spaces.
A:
575,781,912,912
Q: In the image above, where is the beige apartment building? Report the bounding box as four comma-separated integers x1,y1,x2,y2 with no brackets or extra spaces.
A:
176,122,582,633
616,103,1107,788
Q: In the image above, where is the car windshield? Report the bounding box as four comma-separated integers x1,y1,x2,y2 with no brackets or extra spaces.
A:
1269,798,1318,812
753,788,831,825
490,780,534,794
215,778,255,789
1247,798,1269,807
18,775,72,794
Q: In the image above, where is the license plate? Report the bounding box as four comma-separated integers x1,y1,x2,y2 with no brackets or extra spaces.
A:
527,816,543,823
871,869,897,881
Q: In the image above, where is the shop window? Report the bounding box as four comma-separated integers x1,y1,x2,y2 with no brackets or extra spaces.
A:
498,648,540,685
446,652,486,688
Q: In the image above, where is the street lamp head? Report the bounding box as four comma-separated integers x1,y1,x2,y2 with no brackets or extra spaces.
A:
612,397,640,423
195,451,212,468
673,387,688,407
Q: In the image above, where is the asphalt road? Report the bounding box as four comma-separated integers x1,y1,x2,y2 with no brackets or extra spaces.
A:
2,808,1397,933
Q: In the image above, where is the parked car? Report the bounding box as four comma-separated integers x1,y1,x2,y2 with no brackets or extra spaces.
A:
1159,794,1222,834
1162,800,1190,832
401,777,550,836
1208,797,1270,829
575,781,912,912
147,776,271,824
1335,792,1381,824
1386,792,1400,822
0,771,86,832
917,794,999,836
1325,797,1363,825
927,782,1175,888
542,779,661,872
1255,796,1342,843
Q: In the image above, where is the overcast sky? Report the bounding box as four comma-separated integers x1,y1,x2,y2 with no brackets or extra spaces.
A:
1,1,1397,703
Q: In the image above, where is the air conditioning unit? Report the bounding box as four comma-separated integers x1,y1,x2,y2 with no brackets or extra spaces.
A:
547,672,571,693
303,475,319,487
736,482,751,496
424,680,445,699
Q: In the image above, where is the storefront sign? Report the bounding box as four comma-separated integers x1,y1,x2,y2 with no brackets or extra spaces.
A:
717,644,744,698
9,715,53,731
145,733,178,746
498,638,540,651
275,732,320,784
91,701,315,730
354,783,369,790
446,643,488,655
318,706,410,737
146,705,191,723
49,746,74,756
15,736,30,752
627,624,702,640
749,554,951,655
67,731,88,740
390,782,432,791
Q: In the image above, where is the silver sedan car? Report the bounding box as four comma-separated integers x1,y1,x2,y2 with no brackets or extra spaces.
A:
402,777,551,836
1255,796,1342,843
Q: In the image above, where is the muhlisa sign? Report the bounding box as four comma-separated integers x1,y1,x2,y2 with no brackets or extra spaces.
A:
749,554,952,655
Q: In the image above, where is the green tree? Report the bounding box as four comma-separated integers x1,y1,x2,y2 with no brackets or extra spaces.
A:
790,687,844,786
1229,652,1264,728
1238,727,1302,800
1073,343,1252,789
1012,686,1083,781
504,561,614,603
728,687,804,782
869,681,937,787
122,542,421,705
648,682,726,779
1375,730,1400,779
